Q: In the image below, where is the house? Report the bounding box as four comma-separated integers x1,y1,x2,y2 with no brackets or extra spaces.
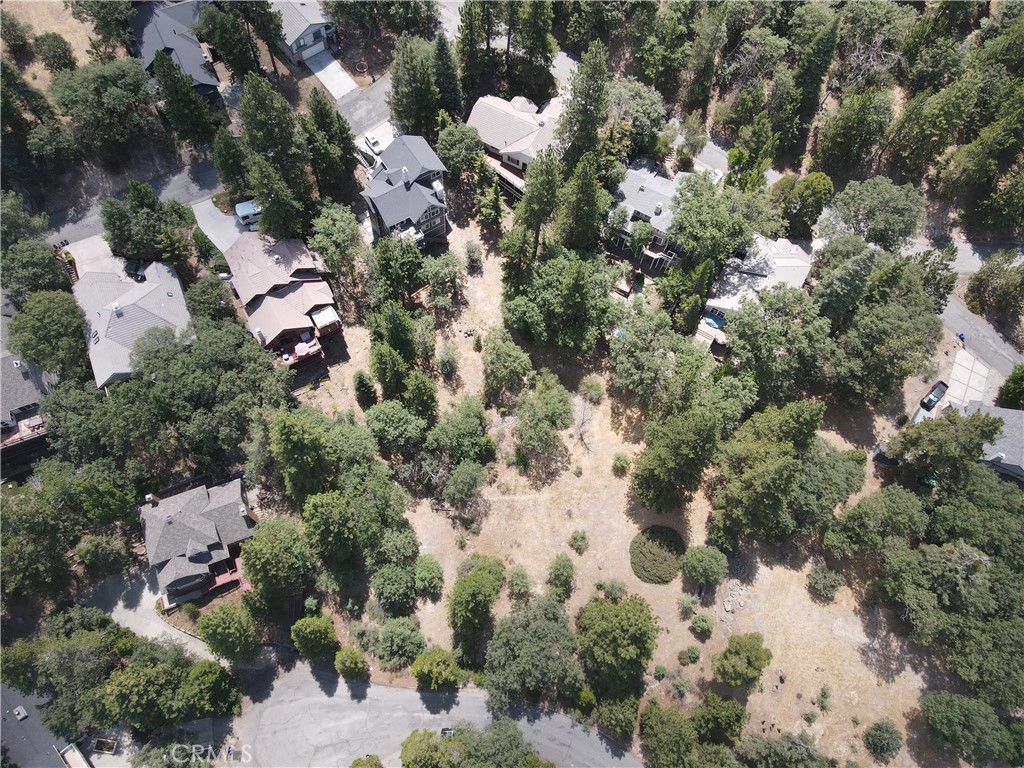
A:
141,479,255,607
223,232,341,364
131,0,220,100
271,0,334,64
360,135,447,244
606,158,692,273
1,291,57,478
73,261,191,388
958,401,1024,486
468,94,562,196
704,234,815,316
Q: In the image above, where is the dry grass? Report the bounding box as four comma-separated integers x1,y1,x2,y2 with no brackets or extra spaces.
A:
2,0,93,93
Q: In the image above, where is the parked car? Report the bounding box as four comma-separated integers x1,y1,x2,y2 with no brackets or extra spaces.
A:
235,200,263,228
364,132,382,155
920,380,948,411
124,260,146,282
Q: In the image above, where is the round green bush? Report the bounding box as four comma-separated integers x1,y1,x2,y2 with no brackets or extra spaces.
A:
863,719,902,764
691,613,713,639
612,453,631,476
335,646,369,679
679,646,701,665
807,565,846,601
629,526,685,584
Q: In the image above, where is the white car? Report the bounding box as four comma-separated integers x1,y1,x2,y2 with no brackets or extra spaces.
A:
364,132,382,155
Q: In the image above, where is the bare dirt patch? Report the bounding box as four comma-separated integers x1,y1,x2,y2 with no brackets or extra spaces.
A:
3,0,93,93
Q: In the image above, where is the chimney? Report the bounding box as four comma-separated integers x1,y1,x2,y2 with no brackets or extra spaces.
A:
112,302,123,317
255,328,266,345
12,360,20,369
145,493,161,505
432,179,445,202
402,166,410,188
273,254,282,263
655,202,663,216
993,453,1006,462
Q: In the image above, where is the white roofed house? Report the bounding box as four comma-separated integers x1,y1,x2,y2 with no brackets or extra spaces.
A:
222,232,341,365
607,159,688,274
360,135,448,245
467,94,563,197
141,478,255,608
73,260,191,388
271,0,334,64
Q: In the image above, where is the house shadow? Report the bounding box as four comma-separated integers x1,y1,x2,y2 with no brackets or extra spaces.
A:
417,687,459,714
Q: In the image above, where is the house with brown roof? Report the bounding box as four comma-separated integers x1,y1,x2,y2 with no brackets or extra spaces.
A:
223,233,341,365
141,479,254,607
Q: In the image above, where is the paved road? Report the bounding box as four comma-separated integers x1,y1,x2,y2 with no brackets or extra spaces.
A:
233,663,641,768
338,72,393,139
941,294,1022,401
82,569,214,662
437,0,464,41
47,159,222,245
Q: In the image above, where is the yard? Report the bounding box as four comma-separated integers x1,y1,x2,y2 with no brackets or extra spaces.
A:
289,209,957,765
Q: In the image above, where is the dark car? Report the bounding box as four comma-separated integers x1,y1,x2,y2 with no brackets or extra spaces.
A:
920,380,948,411
124,260,146,282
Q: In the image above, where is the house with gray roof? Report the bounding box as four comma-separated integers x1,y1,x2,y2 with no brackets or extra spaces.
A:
959,401,1024,486
131,0,220,100
73,261,191,388
1,291,56,478
271,0,334,64
142,478,254,605
361,136,447,245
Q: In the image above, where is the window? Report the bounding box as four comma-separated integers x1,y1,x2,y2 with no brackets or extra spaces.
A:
313,29,323,41
505,156,520,167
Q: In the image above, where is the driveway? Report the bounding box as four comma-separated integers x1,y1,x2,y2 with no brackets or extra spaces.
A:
941,294,1022,402
233,663,641,768
192,198,246,254
305,51,359,100
67,234,126,278
338,72,392,138
82,569,213,661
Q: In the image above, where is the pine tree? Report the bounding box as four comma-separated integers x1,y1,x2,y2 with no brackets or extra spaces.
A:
246,154,303,238
514,148,561,258
478,181,505,227
212,128,248,196
455,1,487,95
238,72,310,203
236,1,284,78
302,87,357,200
502,0,521,83
152,51,218,148
197,5,258,80
514,1,556,88
388,34,440,137
553,152,612,251
432,33,463,119
556,40,610,174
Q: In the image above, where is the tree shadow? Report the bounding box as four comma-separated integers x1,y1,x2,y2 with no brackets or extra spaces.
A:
607,391,646,445
521,442,571,489
417,687,460,714
343,677,369,702
310,659,340,697
238,665,277,705
903,706,960,768
853,600,955,689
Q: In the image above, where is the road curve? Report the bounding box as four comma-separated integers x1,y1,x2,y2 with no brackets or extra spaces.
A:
231,662,641,768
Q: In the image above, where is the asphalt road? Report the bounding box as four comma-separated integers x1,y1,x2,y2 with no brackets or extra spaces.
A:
233,663,641,768
941,294,1022,394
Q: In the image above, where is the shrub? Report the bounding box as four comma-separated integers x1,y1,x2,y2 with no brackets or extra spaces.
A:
377,617,426,670
594,695,640,743
371,563,418,616
603,579,627,601
291,615,337,660
465,242,483,273
506,565,531,601
365,400,426,457
691,613,713,639
304,596,320,616
353,369,377,408
629,526,685,584
683,545,729,588
473,332,482,352
807,565,846,601
568,530,589,555
578,686,597,714
818,685,832,713
863,719,902,764
411,647,463,689
197,603,259,664
612,453,631,476
578,375,604,404
414,555,444,597
437,342,459,379
441,460,488,507
654,664,669,681
33,32,75,72
712,632,772,690
547,553,575,601
192,228,220,264
334,646,369,679
679,646,701,665
804,711,819,724
181,602,200,622
75,534,131,577
678,594,699,618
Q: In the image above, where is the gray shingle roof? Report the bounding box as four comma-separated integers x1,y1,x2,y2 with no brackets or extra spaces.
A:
613,162,683,235
377,136,446,184
131,0,218,93
1,297,56,417
963,401,1024,473
361,176,443,230
73,261,191,388
141,479,252,593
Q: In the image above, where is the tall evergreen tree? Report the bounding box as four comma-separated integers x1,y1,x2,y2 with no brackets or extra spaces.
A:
514,1,556,89
455,1,487,94
197,5,259,80
432,33,463,119
302,87,357,200
553,152,612,251
388,34,440,137
514,148,561,258
502,0,521,82
152,51,218,148
793,3,840,130
212,128,248,196
238,72,310,202
245,154,303,238
556,40,610,174
235,1,284,77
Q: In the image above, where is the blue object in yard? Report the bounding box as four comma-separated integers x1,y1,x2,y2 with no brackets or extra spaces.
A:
701,310,725,329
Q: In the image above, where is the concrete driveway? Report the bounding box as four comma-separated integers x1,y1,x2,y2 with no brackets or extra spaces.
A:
82,569,213,661
233,664,641,768
67,235,126,278
192,199,245,254
305,50,359,100
942,294,1022,402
